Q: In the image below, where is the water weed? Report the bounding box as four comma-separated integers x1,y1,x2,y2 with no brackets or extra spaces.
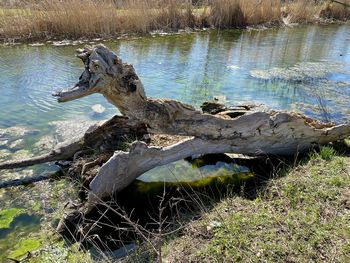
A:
0,207,25,229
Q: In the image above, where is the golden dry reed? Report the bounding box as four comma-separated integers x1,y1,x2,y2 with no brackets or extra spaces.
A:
0,0,349,40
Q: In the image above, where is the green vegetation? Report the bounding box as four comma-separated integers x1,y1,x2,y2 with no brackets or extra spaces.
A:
319,145,336,161
8,239,41,261
135,171,253,193
0,0,349,41
162,145,350,262
308,145,337,161
0,207,24,229
0,178,80,261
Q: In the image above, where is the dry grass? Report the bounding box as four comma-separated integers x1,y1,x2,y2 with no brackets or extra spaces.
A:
320,0,350,20
284,0,322,23
0,0,349,41
210,0,281,28
0,0,203,39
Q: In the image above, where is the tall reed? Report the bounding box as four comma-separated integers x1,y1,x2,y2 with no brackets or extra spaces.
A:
320,0,350,20
284,0,322,23
210,0,281,28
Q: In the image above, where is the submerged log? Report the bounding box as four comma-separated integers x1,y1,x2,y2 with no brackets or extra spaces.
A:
0,171,63,189
49,44,350,200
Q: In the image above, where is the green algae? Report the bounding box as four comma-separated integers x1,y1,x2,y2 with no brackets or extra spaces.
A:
134,171,253,194
0,179,75,262
0,208,25,229
29,202,42,213
8,238,41,260
345,139,350,147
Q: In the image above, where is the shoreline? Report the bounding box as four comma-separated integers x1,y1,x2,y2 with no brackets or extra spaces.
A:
1,19,349,46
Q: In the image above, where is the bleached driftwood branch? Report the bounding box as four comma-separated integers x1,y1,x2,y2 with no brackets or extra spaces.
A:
89,113,350,199
0,115,147,171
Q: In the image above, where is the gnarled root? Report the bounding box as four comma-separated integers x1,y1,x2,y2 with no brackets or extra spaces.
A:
0,115,148,171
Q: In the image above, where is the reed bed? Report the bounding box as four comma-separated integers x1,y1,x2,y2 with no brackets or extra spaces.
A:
321,0,350,20
210,0,281,28
283,0,323,23
0,0,349,41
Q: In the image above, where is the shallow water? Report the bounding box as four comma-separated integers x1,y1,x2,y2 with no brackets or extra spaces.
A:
0,24,349,260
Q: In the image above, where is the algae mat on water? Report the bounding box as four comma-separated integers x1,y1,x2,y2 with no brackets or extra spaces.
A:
0,208,25,229
8,238,41,261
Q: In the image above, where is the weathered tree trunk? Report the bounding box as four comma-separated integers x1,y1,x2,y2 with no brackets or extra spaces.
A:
53,45,350,199
89,114,350,200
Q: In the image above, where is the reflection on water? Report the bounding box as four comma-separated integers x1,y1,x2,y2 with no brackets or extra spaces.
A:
0,24,349,258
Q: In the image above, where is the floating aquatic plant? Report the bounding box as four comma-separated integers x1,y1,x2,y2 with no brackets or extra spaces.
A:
8,238,41,260
0,208,25,229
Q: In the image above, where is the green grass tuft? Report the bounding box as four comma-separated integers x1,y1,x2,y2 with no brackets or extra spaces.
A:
319,145,336,161
309,145,336,161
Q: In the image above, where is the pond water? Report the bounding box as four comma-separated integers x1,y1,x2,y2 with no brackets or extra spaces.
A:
0,24,349,260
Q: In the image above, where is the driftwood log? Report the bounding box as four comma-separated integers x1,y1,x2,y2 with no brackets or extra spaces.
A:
51,44,350,200
1,44,349,200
